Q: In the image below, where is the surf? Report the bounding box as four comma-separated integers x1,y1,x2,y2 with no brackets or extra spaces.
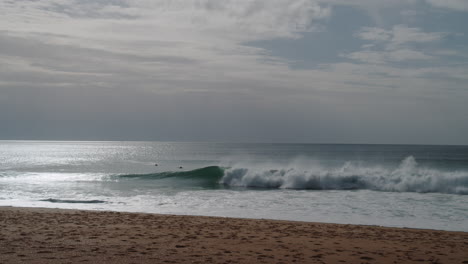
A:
113,156,468,194
221,156,468,194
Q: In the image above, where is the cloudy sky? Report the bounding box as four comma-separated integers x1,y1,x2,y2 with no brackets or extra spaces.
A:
1,0,467,144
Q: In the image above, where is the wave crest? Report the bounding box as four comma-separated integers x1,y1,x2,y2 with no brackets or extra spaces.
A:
220,156,468,194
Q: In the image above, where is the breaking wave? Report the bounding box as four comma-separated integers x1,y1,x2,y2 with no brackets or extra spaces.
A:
113,157,468,194
221,156,468,194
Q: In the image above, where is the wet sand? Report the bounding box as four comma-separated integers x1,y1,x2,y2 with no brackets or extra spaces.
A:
1,206,467,264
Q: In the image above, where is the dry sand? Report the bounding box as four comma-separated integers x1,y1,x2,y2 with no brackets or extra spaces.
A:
1,206,467,264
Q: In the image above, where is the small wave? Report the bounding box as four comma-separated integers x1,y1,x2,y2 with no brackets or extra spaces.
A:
117,166,224,188
40,199,106,204
119,166,224,180
220,156,468,195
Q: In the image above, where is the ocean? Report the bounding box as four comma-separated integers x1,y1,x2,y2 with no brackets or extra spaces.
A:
1,141,467,231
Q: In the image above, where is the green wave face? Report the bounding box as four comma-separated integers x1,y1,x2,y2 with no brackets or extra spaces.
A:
118,166,225,188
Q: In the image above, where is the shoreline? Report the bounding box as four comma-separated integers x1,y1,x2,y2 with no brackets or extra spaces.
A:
1,205,466,233
1,206,468,263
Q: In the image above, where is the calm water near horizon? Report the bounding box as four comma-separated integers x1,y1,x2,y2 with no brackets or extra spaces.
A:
1,141,468,231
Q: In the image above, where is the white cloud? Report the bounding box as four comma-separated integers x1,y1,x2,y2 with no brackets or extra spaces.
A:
345,49,432,64
323,0,415,9
0,0,330,42
358,25,444,46
0,0,332,94
357,27,392,42
390,25,444,45
387,49,433,61
347,25,445,64
0,1,462,94
426,0,468,11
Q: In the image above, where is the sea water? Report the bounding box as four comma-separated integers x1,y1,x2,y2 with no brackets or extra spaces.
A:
1,141,467,231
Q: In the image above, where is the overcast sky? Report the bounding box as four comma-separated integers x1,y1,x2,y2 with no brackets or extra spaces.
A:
1,0,467,144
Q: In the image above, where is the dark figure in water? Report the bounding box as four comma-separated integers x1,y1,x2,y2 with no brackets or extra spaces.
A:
179,166,183,169
154,164,158,166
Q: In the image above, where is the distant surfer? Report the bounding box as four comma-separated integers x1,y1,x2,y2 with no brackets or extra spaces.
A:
154,163,158,166
179,166,183,169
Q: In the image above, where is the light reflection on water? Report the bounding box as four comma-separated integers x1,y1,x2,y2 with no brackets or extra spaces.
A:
1,140,468,232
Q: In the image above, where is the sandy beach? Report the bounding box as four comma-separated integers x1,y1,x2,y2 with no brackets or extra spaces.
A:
0,207,467,264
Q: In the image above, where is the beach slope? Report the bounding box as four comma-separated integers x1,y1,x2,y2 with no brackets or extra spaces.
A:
1,207,467,263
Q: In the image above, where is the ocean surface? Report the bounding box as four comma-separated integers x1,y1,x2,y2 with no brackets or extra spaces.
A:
1,141,468,231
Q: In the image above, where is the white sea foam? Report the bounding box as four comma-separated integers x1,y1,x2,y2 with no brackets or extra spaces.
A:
220,156,468,194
